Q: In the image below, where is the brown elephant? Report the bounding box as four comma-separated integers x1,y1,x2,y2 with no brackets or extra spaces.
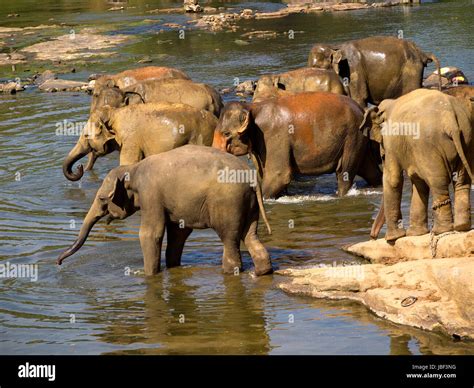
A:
362,89,473,241
91,78,223,118
443,85,474,100
58,145,273,276
63,103,217,181
308,36,442,106
91,66,190,112
253,67,346,102
212,92,382,198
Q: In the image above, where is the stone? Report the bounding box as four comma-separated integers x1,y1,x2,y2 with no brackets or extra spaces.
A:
20,33,129,62
0,81,24,94
38,78,89,92
278,230,474,340
343,230,474,264
277,256,474,340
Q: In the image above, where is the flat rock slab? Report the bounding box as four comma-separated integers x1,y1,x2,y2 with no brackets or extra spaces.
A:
277,257,474,340
343,230,474,264
20,33,129,62
38,78,89,92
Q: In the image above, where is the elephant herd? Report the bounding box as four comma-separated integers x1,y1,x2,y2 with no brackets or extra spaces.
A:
58,35,474,277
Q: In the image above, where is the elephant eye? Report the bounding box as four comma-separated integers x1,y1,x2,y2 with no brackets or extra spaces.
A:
222,131,232,138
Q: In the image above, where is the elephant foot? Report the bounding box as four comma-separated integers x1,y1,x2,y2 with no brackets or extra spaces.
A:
222,262,242,275
385,227,406,242
406,225,429,237
254,264,273,276
454,221,471,232
432,223,453,235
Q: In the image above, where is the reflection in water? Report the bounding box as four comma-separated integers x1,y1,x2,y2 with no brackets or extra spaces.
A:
1,0,473,354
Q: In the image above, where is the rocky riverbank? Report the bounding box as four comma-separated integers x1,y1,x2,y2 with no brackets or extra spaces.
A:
277,231,474,340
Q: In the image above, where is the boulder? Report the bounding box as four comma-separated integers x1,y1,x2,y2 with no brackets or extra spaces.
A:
38,78,89,92
278,230,474,340
343,231,474,264
278,256,474,340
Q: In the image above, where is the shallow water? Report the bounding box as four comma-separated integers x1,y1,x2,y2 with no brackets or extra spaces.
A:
1,0,473,354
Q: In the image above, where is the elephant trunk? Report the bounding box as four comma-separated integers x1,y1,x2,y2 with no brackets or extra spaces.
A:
57,200,104,265
84,152,98,172
63,139,91,181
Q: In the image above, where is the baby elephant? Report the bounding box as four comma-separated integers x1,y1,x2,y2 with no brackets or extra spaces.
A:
58,145,273,276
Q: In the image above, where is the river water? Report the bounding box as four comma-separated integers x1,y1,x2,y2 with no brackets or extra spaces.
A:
1,0,473,354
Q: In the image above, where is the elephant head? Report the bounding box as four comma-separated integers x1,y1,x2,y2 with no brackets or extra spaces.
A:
358,100,396,144
308,44,348,78
57,167,137,264
212,102,252,156
90,81,145,113
62,107,118,181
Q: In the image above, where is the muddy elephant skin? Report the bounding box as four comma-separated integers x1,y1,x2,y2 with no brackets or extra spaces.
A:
308,36,442,106
363,89,474,242
57,145,273,277
253,67,346,102
63,103,217,181
212,92,382,198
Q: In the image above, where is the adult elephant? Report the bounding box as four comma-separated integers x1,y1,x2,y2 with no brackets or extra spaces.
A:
85,78,222,172
63,103,217,181
362,89,473,241
253,67,346,102
91,66,190,112
91,78,223,118
212,92,382,198
308,36,442,106
58,146,273,276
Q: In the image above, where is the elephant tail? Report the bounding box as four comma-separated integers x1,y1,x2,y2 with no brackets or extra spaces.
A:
250,152,272,235
452,126,474,183
424,52,442,91
370,198,385,240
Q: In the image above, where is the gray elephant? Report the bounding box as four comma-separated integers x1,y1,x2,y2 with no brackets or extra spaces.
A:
58,145,273,276
308,36,441,107
63,103,217,181
212,92,382,198
253,67,346,102
362,89,473,241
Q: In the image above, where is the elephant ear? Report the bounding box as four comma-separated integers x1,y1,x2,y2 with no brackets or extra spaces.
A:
96,107,116,141
237,109,251,135
124,84,145,105
331,49,349,77
107,176,128,212
360,106,383,144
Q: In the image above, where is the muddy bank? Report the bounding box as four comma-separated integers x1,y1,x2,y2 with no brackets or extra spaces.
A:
277,231,474,340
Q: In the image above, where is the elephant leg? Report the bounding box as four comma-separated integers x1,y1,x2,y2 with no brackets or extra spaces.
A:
165,223,193,268
430,184,453,235
139,210,165,276
356,151,383,188
215,223,243,274
336,156,358,197
242,218,272,276
453,168,471,232
261,160,292,199
407,178,430,236
383,161,406,242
